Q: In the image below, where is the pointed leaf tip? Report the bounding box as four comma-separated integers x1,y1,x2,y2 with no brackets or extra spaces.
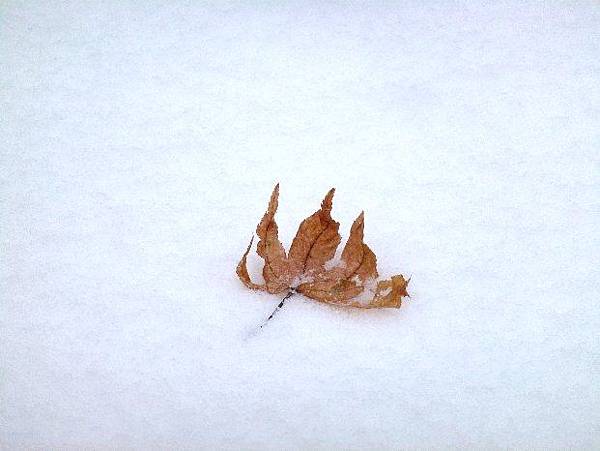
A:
356,211,365,225
271,183,279,201
321,188,336,213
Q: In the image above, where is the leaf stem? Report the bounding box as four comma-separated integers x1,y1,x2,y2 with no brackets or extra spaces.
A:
259,289,295,329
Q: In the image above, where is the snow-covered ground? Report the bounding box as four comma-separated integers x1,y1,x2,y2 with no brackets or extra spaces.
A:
2,1,599,449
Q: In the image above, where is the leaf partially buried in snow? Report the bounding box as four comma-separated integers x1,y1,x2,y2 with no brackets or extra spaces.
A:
237,185,410,308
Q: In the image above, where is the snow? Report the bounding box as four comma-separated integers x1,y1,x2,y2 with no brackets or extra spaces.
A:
1,1,599,448
348,276,379,306
290,273,315,288
323,257,346,271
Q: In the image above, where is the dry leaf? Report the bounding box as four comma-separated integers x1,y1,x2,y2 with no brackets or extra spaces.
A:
237,184,410,309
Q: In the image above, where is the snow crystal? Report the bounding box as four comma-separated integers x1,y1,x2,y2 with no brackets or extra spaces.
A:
379,287,392,297
324,257,346,271
290,273,315,288
347,277,378,306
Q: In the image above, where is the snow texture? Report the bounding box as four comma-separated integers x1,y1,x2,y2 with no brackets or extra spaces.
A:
1,1,599,449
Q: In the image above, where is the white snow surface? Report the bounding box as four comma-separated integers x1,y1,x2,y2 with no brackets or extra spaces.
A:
2,1,599,449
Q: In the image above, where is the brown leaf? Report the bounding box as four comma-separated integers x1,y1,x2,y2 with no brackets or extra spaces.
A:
236,185,410,309
288,188,341,278
254,184,290,293
236,236,264,291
